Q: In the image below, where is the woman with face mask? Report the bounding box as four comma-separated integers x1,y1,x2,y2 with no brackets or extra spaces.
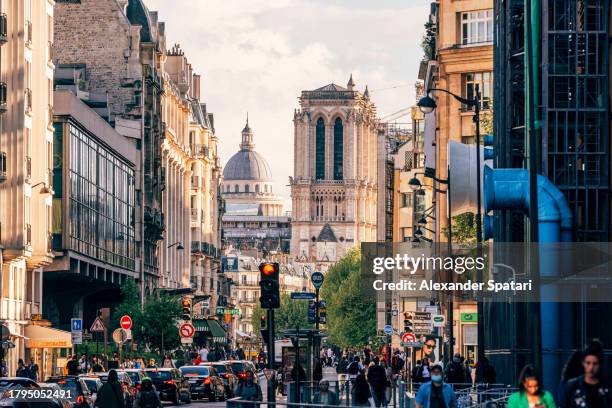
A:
415,364,457,408
507,365,556,408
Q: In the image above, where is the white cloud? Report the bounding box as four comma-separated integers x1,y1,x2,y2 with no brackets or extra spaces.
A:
144,0,429,208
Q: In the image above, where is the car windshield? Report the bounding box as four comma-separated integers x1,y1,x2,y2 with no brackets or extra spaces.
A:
51,380,81,400
230,363,247,373
82,380,99,392
100,373,128,383
145,371,172,380
212,365,227,374
180,367,209,376
123,372,140,384
0,380,35,388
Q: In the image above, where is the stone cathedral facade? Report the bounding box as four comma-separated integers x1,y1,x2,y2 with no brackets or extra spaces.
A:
290,76,379,269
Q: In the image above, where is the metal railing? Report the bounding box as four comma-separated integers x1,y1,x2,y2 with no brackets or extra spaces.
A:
0,13,7,44
25,88,32,113
25,156,32,182
25,20,32,46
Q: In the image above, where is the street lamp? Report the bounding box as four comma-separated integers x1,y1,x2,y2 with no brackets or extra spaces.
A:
167,241,184,250
32,182,54,195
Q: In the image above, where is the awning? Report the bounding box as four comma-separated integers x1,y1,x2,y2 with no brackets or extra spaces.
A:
193,319,226,342
25,325,72,349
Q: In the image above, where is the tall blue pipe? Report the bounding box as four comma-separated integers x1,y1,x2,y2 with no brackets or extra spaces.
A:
483,165,573,388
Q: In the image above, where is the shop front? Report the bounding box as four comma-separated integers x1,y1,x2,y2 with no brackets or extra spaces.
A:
193,318,227,346
25,324,72,380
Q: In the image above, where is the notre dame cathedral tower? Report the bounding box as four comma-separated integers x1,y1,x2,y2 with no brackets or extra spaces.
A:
290,75,379,269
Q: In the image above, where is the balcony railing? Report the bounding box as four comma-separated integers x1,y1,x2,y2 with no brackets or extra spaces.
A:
0,152,6,183
0,14,7,44
25,224,32,247
25,21,32,46
25,89,32,113
0,82,7,113
25,157,32,182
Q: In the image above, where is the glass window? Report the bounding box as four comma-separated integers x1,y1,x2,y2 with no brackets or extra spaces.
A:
461,10,493,45
315,118,325,180
333,118,343,180
463,72,493,110
401,193,412,208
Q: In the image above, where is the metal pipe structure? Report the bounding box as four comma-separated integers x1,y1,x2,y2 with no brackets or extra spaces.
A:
484,165,573,386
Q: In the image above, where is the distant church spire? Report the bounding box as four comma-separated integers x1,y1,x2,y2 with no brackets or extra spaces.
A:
347,74,355,91
364,85,370,99
240,113,254,150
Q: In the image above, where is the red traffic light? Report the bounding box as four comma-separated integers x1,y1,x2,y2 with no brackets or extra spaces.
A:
182,298,191,308
261,263,275,276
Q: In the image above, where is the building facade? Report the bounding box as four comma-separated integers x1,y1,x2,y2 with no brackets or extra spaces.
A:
290,76,378,270
0,0,57,374
221,119,289,256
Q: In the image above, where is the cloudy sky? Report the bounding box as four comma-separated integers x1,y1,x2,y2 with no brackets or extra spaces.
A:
145,0,431,208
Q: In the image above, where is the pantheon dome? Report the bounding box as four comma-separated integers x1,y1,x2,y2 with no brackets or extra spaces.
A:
221,118,284,216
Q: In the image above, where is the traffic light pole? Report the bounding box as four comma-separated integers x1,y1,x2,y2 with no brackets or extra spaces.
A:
267,308,276,404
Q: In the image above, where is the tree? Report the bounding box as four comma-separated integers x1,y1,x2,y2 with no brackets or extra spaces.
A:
442,212,477,243
112,279,143,341
252,293,312,337
320,249,376,347
141,294,182,354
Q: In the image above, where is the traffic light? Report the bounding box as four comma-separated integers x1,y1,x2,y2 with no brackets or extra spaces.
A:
260,314,269,342
403,312,414,333
181,297,192,321
318,305,327,324
259,262,280,309
308,300,316,324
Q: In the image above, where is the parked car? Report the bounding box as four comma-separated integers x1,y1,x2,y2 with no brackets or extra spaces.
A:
45,376,94,408
92,371,135,408
143,368,191,404
76,377,103,404
39,382,73,408
201,362,238,398
117,369,145,391
178,365,225,402
222,360,258,383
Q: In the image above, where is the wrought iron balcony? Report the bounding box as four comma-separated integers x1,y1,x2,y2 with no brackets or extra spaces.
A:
25,156,32,182
0,14,6,45
0,151,6,183
25,89,32,113
25,21,32,46
25,224,32,247
0,82,6,113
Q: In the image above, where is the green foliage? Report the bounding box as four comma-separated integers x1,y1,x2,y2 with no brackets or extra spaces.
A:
142,294,182,354
320,249,376,347
442,212,478,243
480,99,494,135
421,21,437,60
252,293,313,337
112,279,143,340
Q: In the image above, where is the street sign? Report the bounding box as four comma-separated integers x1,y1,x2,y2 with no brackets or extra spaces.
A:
179,322,195,338
432,315,446,327
263,369,276,381
413,311,433,335
401,332,417,343
384,325,392,335
71,318,83,333
290,292,316,300
401,341,421,348
90,317,106,332
112,328,127,344
180,337,193,345
311,272,324,289
120,315,132,330
71,332,83,345
82,332,93,341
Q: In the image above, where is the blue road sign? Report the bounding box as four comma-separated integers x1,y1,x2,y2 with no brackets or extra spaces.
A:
290,292,316,300
384,325,392,335
71,318,83,333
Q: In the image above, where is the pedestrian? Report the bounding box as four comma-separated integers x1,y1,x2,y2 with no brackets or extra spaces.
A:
415,364,457,408
412,360,422,383
235,371,262,407
313,379,339,405
508,365,556,408
366,356,388,407
0,359,8,378
133,377,162,408
198,345,209,362
391,350,405,377
327,347,334,367
66,354,80,376
192,354,203,365
16,359,30,378
563,342,611,408
475,356,496,384
95,369,125,408
146,358,157,369
236,346,246,360
347,356,364,383
445,353,467,385
28,357,39,381
162,354,174,368
313,358,323,383
351,373,374,407
556,350,583,405
92,357,105,373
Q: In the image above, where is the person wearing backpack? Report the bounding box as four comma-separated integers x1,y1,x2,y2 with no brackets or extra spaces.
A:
133,378,162,408
95,370,126,408
347,356,364,383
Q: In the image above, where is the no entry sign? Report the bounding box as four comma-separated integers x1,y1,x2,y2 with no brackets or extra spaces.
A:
179,322,195,338
120,315,132,330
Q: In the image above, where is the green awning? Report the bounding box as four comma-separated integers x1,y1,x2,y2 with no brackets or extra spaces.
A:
193,319,226,342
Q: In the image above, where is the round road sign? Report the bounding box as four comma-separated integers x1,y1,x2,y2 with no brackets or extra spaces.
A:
120,315,132,330
401,332,417,343
179,322,195,338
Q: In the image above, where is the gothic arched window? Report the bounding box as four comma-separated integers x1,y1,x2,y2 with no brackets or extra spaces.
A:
255,184,260,193
315,118,325,180
245,185,250,193
234,184,239,193
333,117,343,180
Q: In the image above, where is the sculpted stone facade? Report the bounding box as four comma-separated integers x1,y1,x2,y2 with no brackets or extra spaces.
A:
290,76,378,269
